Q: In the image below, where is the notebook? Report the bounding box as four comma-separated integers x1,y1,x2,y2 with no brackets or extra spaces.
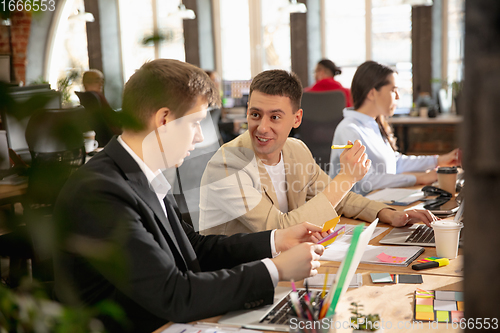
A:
217,219,379,331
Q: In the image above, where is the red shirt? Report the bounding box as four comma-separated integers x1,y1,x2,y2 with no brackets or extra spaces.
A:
304,78,353,107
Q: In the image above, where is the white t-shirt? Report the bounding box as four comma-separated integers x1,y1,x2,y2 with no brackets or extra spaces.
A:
264,152,288,213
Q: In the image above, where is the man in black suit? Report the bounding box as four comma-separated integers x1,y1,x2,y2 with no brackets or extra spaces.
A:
54,59,327,333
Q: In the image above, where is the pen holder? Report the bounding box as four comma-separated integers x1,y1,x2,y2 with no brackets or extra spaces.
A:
288,314,336,333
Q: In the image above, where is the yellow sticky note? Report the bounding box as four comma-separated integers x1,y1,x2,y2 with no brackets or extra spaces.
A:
415,311,435,321
322,215,341,232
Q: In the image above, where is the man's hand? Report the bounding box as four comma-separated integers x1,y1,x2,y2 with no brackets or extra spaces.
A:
274,222,331,253
338,140,371,183
377,208,439,227
271,243,324,281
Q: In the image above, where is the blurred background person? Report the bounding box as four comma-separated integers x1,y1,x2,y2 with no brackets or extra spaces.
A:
305,59,352,107
76,69,121,148
329,61,460,195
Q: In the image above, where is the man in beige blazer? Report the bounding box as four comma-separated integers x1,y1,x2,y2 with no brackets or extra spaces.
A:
199,70,436,235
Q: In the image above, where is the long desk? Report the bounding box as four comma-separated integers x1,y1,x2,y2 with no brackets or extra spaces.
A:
154,213,463,333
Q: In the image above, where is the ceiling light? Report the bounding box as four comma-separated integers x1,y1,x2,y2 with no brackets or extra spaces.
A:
402,0,433,6
280,0,307,14
168,3,196,20
68,10,95,22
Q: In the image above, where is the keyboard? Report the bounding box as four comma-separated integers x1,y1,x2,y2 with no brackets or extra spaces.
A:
405,224,435,244
260,290,324,325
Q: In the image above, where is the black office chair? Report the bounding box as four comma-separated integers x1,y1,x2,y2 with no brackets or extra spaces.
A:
298,91,346,173
75,91,120,147
23,107,86,286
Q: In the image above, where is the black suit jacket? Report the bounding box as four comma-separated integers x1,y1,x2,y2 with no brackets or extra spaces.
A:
53,137,275,333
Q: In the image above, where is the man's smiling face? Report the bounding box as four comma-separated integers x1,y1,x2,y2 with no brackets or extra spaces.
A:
246,91,303,165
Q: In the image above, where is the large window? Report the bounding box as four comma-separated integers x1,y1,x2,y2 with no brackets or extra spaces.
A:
219,0,252,81
324,0,365,89
325,0,412,110
261,0,291,72
47,0,89,104
447,0,465,84
118,0,186,82
372,0,412,110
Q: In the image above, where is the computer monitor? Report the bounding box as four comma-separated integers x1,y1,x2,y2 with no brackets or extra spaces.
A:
1,85,61,163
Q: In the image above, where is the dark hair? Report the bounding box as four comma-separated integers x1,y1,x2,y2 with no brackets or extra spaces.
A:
249,70,303,112
351,61,398,151
122,59,220,131
318,59,342,76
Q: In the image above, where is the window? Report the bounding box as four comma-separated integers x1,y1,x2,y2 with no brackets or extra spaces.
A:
324,0,365,89
372,0,412,109
447,0,465,84
118,0,186,82
325,0,413,110
118,0,155,82
157,0,186,61
219,0,252,81
47,0,89,104
261,0,291,71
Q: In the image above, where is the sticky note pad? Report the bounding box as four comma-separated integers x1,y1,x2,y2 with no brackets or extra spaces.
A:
457,301,464,311
377,252,407,263
322,215,340,232
416,297,434,306
370,273,393,283
435,291,457,301
451,311,464,322
415,305,433,313
436,311,450,322
455,292,464,301
398,274,423,284
434,300,457,311
415,311,435,321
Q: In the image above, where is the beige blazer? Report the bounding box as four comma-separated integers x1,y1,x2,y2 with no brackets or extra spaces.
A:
199,131,388,235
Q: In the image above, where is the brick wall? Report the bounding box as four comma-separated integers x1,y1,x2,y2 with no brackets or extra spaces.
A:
0,10,32,83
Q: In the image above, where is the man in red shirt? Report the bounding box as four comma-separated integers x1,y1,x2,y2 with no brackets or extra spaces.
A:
305,59,353,107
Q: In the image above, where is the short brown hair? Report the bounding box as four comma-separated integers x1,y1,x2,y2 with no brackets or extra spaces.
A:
122,59,220,130
249,70,303,112
82,69,104,88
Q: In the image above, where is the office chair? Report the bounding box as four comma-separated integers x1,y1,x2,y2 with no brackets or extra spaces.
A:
75,91,120,147
298,91,346,173
23,107,86,286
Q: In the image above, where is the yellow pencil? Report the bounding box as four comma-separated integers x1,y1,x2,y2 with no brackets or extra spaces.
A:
331,145,353,149
321,269,329,299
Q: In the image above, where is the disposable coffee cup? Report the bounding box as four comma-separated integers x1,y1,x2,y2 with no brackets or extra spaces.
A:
437,166,458,195
83,130,99,153
431,221,463,259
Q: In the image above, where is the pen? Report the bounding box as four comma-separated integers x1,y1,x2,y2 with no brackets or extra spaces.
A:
290,279,297,292
331,145,353,149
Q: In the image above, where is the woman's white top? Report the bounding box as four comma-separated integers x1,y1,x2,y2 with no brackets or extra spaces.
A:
329,109,438,195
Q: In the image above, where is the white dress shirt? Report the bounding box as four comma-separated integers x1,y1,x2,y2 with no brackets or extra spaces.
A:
117,136,280,286
329,110,438,195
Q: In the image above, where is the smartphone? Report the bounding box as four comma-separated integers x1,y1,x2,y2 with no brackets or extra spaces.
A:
424,199,460,214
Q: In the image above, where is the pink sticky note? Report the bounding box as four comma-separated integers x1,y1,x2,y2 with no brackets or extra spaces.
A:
376,252,408,263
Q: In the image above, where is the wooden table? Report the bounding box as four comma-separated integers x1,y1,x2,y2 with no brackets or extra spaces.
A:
154,193,463,332
388,115,462,154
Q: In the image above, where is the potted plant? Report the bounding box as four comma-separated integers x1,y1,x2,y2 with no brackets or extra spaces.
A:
349,302,381,332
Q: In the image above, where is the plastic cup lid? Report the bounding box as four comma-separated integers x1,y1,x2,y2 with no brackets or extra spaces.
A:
437,166,458,174
431,221,463,229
